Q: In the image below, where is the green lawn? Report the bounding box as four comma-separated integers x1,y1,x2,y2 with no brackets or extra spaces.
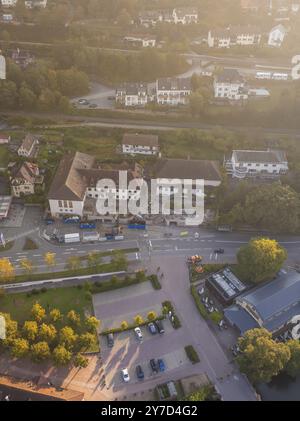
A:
0,146,11,168
0,287,93,324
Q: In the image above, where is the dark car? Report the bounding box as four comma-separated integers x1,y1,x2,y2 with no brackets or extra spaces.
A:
157,358,165,372
214,248,224,254
107,333,114,348
150,359,158,373
136,365,144,380
154,320,165,334
89,103,97,108
148,322,158,335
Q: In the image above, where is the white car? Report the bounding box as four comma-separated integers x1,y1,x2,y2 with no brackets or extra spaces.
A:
194,232,199,239
121,368,130,382
134,327,143,341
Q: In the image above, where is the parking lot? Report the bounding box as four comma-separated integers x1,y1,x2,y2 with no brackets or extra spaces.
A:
93,282,193,392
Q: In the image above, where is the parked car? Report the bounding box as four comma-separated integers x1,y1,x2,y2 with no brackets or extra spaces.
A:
136,365,144,380
148,322,158,335
198,287,205,296
107,333,114,348
164,233,172,237
214,248,225,254
194,232,199,239
78,98,88,105
121,368,130,382
134,327,143,341
201,297,206,303
208,306,214,313
150,359,158,373
154,320,165,334
89,103,97,108
45,218,54,225
157,358,166,372
209,299,214,306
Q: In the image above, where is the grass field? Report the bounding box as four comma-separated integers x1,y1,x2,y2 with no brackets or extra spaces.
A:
0,287,93,324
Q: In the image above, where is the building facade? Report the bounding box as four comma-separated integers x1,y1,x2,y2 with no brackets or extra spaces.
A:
156,77,191,105
224,149,289,179
214,69,248,100
116,82,148,107
121,133,159,156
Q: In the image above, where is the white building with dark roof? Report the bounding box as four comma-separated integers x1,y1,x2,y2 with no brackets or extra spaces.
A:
116,82,148,107
17,134,39,158
268,24,288,47
156,77,191,105
225,149,288,179
214,69,248,100
121,133,159,156
208,26,262,48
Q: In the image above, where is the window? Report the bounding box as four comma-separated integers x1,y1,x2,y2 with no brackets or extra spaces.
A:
58,200,62,207
63,200,68,208
68,201,73,208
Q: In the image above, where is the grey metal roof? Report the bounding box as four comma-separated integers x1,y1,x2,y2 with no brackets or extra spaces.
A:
224,305,259,334
238,271,300,323
233,149,287,164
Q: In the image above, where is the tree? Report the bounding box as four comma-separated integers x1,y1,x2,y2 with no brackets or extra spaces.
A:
87,252,101,267
31,303,46,323
79,332,96,350
120,320,129,330
59,326,78,349
243,183,300,233
237,237,287,284
53,345,72,366
20,258,34,274
66,256,81,271
49,308,62,323
189,92,205,117
19,84,37,110
147,311,157,322
38,323,57,342
134,315,144,325
74,353,89,368
67,310,81,327
85,316,100,332
23,321,38,342
44,252,56,268
237,328,290,383
285,340,300,377
0,258,15,282
11,338,29,358
31,341,51,362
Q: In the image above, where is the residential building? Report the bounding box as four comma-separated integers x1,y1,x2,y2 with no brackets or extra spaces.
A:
138,10,163,27
0,134,10,144
214,69,248,101
10,161,43,197
268,24,288,47
17,133,39,158
115,82,148,107
0,0,18,7
123,35,156,48
47,152,142,218
11,49,34,68
208,26,262,48
121,133,159,156
225,270,300,336
224,149,288,179
156,77,191,105
172,8,198,24
152,158,222,194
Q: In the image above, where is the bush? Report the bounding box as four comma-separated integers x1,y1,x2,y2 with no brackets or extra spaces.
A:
41,287,47,293
149,274,162,290
185,345,200,364
172,314,181,329
191,286,208,320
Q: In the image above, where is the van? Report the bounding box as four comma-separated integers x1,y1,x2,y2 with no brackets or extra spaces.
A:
107,333,114,348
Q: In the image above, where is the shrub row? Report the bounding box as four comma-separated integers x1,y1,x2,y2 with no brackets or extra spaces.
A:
185,345,200,364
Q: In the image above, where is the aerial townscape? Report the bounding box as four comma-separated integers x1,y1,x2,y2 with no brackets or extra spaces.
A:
0,0,300,409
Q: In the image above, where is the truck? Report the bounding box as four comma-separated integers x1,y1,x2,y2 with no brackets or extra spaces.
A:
64,233,80,243
114,235,124,241
63,216,80,224
79,222,96,229
81,231,99,243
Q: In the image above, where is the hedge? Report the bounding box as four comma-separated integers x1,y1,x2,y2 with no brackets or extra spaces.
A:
185,345,200,364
